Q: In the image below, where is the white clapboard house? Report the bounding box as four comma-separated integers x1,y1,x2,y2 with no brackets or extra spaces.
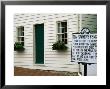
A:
14,14,97,73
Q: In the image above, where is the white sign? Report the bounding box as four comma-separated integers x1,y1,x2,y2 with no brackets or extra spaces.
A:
72,34,97,63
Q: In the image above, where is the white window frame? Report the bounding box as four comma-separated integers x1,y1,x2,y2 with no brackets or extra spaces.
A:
17,26,24,46
57,20,67,44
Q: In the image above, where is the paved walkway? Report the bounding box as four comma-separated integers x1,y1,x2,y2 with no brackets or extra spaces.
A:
14,66,78,76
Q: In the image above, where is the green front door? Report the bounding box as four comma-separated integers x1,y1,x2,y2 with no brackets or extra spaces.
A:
35,24,44,64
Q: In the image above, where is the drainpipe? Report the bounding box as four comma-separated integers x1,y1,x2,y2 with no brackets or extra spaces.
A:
78,14,79,33
79,14,82,32
78,14,82,75
78,14,82,32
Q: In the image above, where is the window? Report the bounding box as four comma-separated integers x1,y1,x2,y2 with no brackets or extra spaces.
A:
57,21,67,44
17,26,24,46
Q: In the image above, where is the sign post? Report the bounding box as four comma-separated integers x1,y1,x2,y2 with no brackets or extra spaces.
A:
71,28,97,76
84,63,87,76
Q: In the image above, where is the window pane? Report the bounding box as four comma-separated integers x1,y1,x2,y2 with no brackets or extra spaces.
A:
62,38,64,42
18,37,21,41
18,29,21,36
21,42,24,46
58,28,62,33
18,26,24,36
64,27,67,32
58,23,61,33
58,35,62,41
65,33,67,38
23,32,24,36
21,32,24,36
21,37,24,41
62,34,64,38
62,28,65,33
62,22,67,33
62,22,67,27
65,39,67,44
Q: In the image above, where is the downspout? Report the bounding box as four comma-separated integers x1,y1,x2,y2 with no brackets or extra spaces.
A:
79,14,82,32
78,14,79,33
78,14,82,75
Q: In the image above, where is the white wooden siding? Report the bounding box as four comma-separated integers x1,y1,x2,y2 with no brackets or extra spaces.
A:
14,14,97,72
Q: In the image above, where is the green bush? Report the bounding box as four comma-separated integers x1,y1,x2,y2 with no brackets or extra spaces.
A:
52,41,68,51
14,42,24,51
